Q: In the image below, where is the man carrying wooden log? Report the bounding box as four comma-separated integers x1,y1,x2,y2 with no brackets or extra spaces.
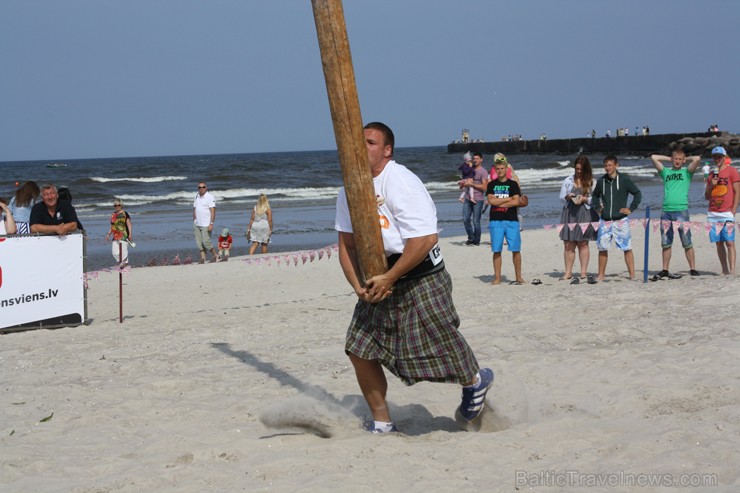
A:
336,122,494,433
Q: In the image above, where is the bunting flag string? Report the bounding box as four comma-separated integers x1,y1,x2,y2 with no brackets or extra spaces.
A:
82,243,341,288
543,220,740,236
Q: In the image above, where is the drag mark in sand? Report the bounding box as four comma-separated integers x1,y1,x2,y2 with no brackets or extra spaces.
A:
212,343,360,438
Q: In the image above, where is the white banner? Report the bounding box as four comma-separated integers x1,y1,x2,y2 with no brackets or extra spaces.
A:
0,234,86,330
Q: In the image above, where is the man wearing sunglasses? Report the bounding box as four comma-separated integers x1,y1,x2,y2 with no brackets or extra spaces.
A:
193,182,220,263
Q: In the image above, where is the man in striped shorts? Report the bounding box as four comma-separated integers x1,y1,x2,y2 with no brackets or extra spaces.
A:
336,122,493,433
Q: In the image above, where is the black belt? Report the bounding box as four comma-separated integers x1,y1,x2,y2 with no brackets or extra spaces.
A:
387,252,445,281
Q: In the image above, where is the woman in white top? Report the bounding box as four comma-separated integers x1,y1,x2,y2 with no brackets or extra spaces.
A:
558,155,598,282
247,194,273,254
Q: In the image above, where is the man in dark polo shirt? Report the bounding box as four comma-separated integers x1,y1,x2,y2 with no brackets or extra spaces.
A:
30,184,80,235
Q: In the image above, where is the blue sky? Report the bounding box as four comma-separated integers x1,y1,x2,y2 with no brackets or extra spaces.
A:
1,0,738,161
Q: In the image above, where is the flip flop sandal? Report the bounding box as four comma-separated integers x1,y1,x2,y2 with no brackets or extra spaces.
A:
531,279,542,285
587,275,597,284
650,274,662,282
570,277,580,285
508,281,523,285
667,273,683,279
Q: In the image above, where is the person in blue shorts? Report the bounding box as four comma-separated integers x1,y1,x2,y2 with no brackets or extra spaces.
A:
486,159,525,285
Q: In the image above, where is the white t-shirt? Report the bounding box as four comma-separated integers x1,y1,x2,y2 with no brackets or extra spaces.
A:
335,160,438,256
193,192,216,227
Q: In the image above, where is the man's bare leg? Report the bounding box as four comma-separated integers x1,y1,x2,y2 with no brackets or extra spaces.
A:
597,250,608,281
492,252,502,285
727,241,736,275
513,251,525,284
348,353,390,422
624,249,635,279
717,242,730,275
661,247,672,271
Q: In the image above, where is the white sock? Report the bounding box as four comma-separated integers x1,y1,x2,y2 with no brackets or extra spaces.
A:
464,372,481,388
374,420,395,432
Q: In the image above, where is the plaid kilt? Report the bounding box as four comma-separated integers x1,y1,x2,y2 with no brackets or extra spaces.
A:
345,268,479,386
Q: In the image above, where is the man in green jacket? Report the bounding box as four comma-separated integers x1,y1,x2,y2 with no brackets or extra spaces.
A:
592,155,642,281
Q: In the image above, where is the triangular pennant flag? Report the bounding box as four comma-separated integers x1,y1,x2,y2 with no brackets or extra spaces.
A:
543,224,553,230
591,221,600,231
661,220,670,233
727,223,735,235
580,224,589,234
714,223,723,235
705,223,712,234
568,222,577,231
556,224,564,234
640,218,648,228
682,222,691,234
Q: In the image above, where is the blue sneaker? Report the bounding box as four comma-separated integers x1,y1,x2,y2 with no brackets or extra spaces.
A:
458,368,494,421
363,420,398,434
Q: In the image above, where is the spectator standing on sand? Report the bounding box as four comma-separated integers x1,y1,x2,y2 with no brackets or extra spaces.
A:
705,146,739,275
592,156,642,281
487,157,525,285
193,182,220,264
105,199,133,266
461,152,488,246
558,155,598,283
247,193,273,255
650,150,701,279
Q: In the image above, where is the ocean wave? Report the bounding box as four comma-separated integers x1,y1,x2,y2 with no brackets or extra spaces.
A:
97,186,343,207
90,176,188,183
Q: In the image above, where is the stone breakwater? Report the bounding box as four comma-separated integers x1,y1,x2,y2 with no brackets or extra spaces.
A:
448,131,738,157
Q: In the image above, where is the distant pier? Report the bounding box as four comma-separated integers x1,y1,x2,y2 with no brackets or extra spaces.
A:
447,131,738,157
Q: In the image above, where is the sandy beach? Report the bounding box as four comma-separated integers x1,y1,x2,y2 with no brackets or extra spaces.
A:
2,222,738,492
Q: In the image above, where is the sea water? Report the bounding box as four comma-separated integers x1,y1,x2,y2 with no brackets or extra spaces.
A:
1,148,717,271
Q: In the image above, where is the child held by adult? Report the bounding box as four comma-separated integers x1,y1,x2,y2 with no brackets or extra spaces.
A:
457,152,476,203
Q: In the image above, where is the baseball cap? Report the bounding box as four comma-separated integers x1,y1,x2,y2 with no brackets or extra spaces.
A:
221,227,229,236
711,146,727,156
